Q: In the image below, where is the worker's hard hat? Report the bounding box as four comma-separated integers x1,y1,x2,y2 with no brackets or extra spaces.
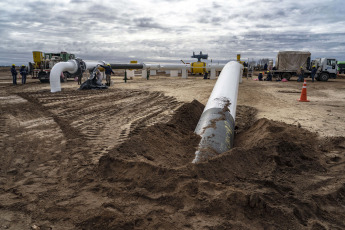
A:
312,65,316,67
300,66,303,69
12,64,15,66
22,65,25,66
107,64,110,66
267,71,270,73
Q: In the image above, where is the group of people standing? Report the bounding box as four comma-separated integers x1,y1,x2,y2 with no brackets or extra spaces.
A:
11,64,27,85
297,65,317,82
11,63,115,87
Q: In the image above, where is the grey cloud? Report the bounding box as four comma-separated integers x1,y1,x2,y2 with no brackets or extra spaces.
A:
133,17,164,29
212,2,221,8
70,0,90,3
198,16,222,25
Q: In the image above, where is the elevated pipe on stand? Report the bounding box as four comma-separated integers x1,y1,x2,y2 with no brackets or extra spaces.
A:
192,61,243,163
50,60,227,92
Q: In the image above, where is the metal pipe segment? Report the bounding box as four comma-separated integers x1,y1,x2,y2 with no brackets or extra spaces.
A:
192,61,243,163
50,60,78,93
50,59,104,92
110,64,144,69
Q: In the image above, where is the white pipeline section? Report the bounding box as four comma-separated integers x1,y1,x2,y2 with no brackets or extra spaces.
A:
192,61,243,163
50,60,103,93
50,60,78,93
50,60,227,92
142,63,225,78
203,61,243,120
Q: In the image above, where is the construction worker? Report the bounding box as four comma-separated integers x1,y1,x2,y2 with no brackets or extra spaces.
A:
77,73,82,85
11,64,17,85
95,69,102,85
311,65,317,82
203,71,209,79
20,65,27,84
297,66,304,82
258,72,263,81
100,64,114,86
266,71,272,81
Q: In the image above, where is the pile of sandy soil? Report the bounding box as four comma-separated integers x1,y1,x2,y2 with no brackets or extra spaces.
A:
79,101,345,229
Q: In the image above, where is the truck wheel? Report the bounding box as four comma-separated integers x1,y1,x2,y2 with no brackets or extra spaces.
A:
281,73,291,80
38,72,49,83
319,73,329,81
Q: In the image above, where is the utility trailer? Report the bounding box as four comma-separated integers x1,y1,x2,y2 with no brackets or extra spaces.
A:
270,51,311,81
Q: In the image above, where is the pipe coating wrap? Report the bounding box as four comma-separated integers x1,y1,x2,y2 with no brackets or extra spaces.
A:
192,107,235,163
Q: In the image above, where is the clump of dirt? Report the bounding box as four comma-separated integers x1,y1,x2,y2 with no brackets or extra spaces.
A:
90,101,345,229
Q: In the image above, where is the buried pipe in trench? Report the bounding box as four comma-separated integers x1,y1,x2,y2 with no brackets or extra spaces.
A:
192,61,243,163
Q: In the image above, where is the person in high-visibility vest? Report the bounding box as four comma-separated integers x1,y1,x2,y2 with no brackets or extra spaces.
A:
100,64,114,86
311,65,317,82
11,64,17,85
20,65,27,84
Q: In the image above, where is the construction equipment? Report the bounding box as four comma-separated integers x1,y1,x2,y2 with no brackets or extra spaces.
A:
28,51,76,83
190,51,208,75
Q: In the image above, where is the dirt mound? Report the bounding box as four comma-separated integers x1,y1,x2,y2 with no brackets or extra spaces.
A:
91,101,345,229
99,99,203,169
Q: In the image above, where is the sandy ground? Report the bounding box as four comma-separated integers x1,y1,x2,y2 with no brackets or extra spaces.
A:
1,68,345,229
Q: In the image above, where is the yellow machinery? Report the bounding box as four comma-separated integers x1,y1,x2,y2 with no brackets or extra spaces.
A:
191,61,206,74
190,51,208,75
32,51,44,68
237,54,247,76
29,51,75,82
237,54,245,65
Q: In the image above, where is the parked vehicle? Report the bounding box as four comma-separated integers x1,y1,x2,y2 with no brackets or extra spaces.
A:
337,61,345,74
311,58,338,81
28,51,75,83
270,51,338,81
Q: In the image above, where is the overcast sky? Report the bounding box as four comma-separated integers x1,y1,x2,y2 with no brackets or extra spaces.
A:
0,0,344,65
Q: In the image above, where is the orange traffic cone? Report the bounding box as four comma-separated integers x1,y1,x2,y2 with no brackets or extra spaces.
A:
298,80,310,102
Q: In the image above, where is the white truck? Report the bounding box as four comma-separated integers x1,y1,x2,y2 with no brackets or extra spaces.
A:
311,58,338,81
271,51,338,81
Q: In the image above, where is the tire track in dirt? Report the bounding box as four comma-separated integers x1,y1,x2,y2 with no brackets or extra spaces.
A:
1,88,183,228
19,88,182,170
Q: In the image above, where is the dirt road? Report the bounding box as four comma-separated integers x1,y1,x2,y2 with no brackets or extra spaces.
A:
1,70,345,229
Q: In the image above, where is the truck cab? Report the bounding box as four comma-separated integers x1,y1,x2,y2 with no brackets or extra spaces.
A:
312,58,338,81
337,61,345,74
